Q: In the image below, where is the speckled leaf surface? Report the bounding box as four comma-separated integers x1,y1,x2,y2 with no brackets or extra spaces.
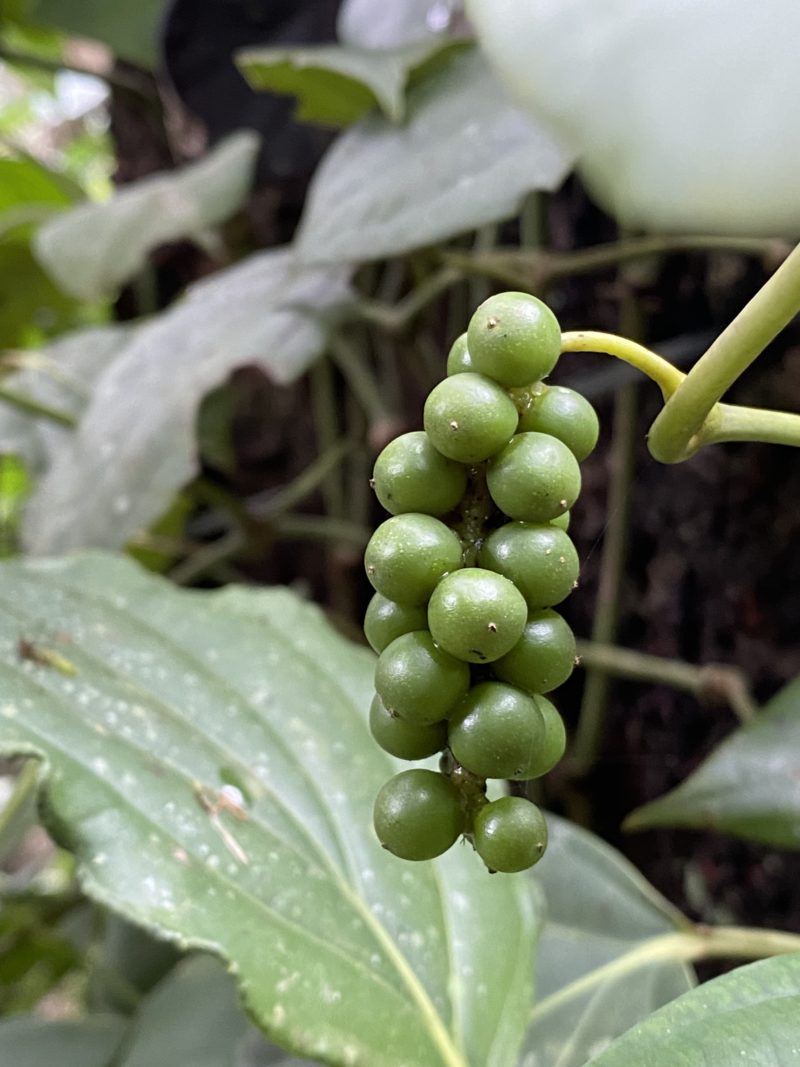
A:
0,553,539,1067
521,815,694,1066
589,954,800,1066
625,676,800,848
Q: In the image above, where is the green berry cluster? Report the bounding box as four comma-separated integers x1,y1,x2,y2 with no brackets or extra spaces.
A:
364,292,599,873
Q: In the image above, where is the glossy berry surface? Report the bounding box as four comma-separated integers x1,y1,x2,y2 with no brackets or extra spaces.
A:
372,431,467,516
518,385,600,461
521,695,567,778
479,523,580,608
375,630,470,724
363,594,428,654
474,796,548,873
448,681,547,780
424,373,518,463
373,769,464,860
369,694,447,761
487,432,581,522
364,514,463,605
466,291,561,387
427,568,527,664
446,332,473,375
550,510,570,532
493,609,576,693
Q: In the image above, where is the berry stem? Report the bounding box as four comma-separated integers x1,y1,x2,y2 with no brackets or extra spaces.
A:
454,463,494,566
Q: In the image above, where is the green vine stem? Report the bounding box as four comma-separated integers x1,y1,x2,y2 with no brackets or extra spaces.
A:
561,284,800,463
649,240,800,461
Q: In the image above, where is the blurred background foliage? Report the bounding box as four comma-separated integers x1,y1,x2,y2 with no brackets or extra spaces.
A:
0,0,798,1056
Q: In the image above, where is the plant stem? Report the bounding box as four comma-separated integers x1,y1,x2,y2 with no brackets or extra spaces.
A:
0,385,77,427
649,240,800,462
530,923,800,1025
442,235,788,290
357,266,462,334
575,641,757,723
329,334,393,430
271,514,370,547
560,331,684,400
248,439,352,519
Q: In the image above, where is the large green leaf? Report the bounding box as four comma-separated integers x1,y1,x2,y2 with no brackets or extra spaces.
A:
25,0,165,67
238,40,468,126
0,227,81,347
0,1016,126,1067
590,954,800,1066
21,253,352,553
522,815,694,1066
34,132,260,301
295,49,573,265
0,553,539,1067
625,676,800,848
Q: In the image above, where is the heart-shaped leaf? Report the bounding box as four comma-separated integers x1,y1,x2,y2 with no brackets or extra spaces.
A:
238,40,468,126
295,49,573,265
0,553,539,1067
34,133,260,301
522,815,694,1066
625,676,800,848
20,253,352,554
589,953,800,1066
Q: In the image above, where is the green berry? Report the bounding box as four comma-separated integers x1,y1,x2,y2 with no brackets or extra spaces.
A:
550,510,570,532
424,373,518,464
364,594,428,654
521,695,567,778
375,631,470,724
518,385,600,461
448,681,547,780
372,431,467,516
427,568,527,663
493,609,576,693
373,769,464,860
466,291,561,388
369,694,447,760
479,523,579,608
487,432,581,522
473,796,548,872
446,332,473,375
364,514,463,605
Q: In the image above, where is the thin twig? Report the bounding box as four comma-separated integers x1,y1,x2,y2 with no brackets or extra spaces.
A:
574,640,757,723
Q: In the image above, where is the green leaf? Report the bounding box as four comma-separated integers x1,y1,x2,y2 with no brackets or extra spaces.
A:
238,39,468,126
0,157,77,214
0,228,81,347
296,49,573,265
625,676,800,848
522,815,694,1066
590,953,800,1066
0,323,133,472
0,1015,126,1067
24,0,165,67
0,553,539,1067
21,253,352,553
120,956,253,1067
337,0,455,48
34,132,260,301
